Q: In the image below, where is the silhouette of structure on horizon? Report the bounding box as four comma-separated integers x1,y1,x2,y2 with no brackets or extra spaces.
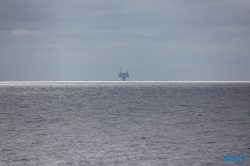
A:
118,67,129,81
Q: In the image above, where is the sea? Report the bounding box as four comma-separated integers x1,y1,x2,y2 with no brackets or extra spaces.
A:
0,81,249,166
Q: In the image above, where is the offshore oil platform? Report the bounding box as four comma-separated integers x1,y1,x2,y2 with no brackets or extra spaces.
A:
118,67,129,81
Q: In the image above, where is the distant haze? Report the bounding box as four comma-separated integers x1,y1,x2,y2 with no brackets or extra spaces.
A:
1,0,250,81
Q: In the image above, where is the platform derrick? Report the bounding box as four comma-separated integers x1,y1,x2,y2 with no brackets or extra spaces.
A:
118,67,129,81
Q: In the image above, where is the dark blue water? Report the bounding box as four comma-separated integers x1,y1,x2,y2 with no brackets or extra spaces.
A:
0,82,249,165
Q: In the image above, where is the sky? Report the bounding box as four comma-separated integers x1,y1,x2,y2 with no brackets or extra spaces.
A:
0,0,250,81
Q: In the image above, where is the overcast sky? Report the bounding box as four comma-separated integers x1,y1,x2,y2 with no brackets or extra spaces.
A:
0,0,250,81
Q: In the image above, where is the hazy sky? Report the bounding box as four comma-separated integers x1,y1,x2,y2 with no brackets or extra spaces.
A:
0,0,250,81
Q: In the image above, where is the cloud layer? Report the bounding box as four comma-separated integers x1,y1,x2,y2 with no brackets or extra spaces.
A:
0,0,250,81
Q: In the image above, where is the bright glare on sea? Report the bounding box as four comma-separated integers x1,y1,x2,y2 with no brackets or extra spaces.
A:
0,81,249,166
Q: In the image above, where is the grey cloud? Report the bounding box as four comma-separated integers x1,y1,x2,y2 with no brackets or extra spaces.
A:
0,0,250,81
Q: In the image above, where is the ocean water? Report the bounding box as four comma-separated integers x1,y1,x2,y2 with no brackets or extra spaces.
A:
0,81,249,166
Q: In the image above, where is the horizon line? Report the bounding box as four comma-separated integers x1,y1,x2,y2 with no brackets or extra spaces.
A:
1,81,250,83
